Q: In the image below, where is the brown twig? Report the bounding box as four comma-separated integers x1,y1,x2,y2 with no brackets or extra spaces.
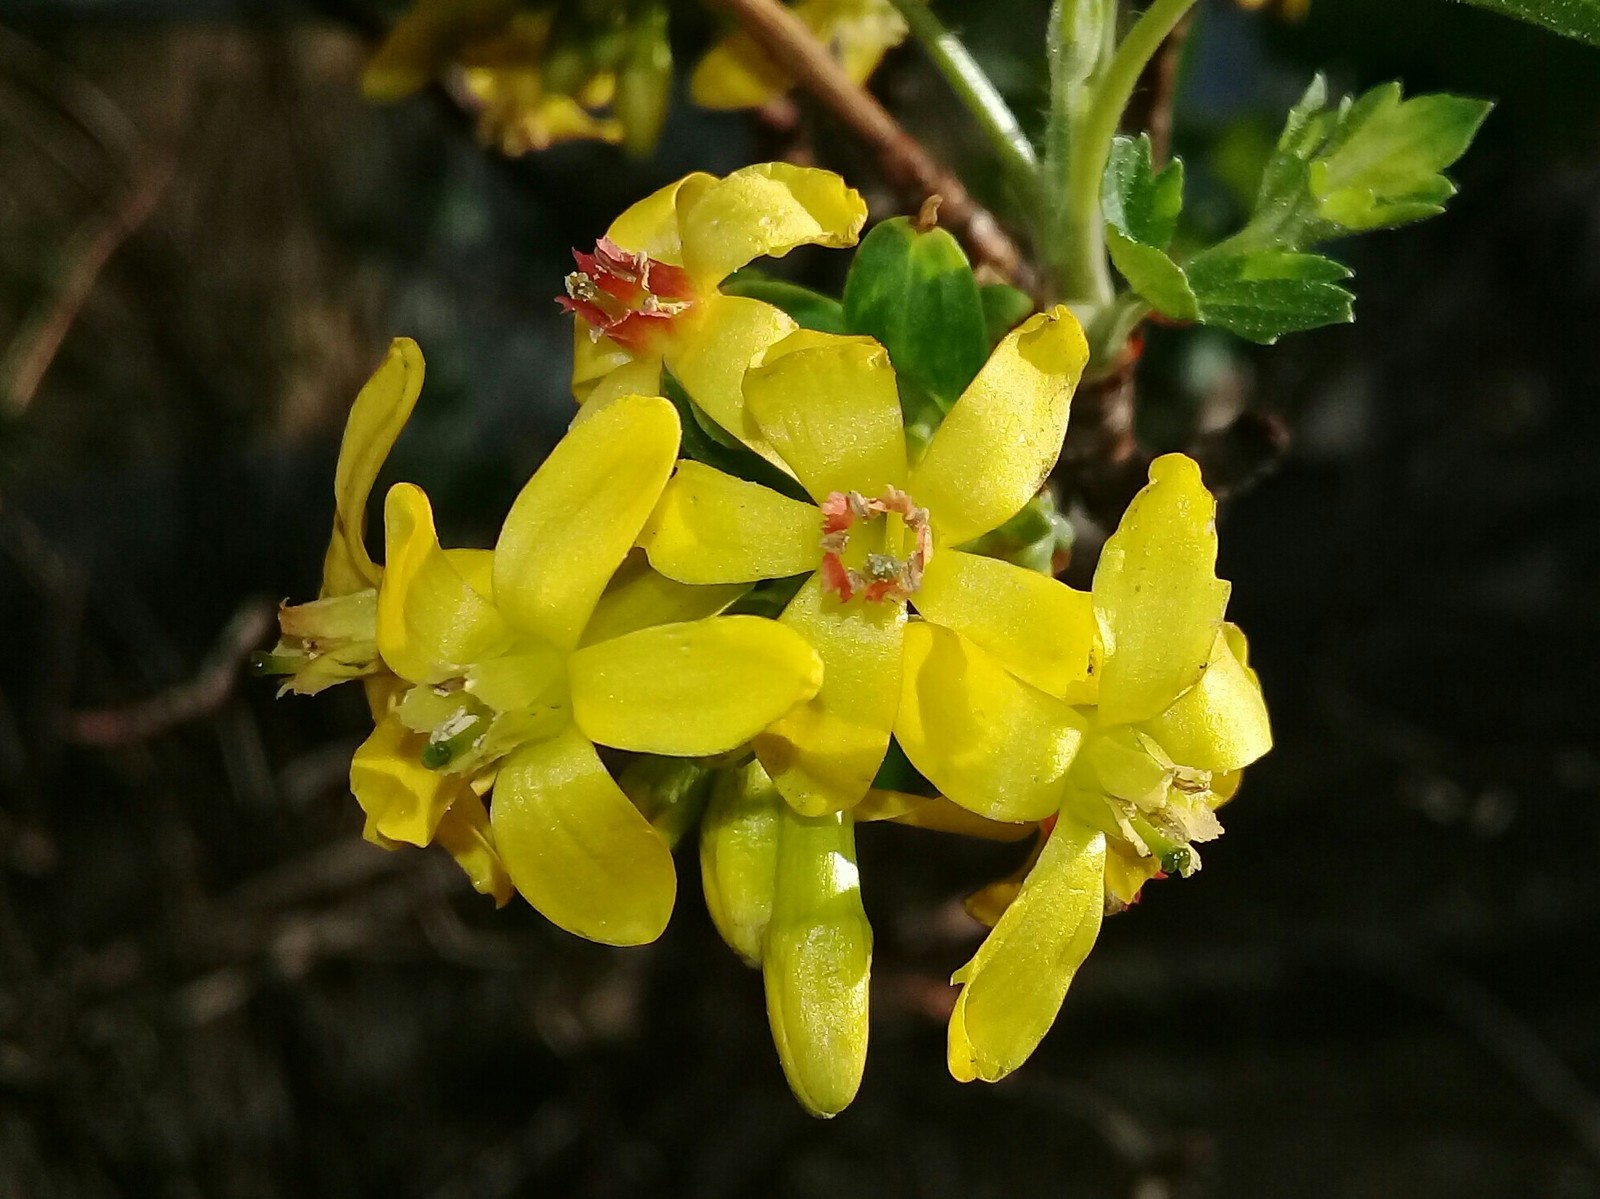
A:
704,0,1027,287
0,156,175,418
64,600,276,748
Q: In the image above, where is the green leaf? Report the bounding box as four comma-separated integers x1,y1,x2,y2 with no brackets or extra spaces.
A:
1242,76,1491,248
721,272,848,334
843,217,990,412
1105,230,1197,320
979,283,1034,347
1454,0,1600,45
1102,134,1184,250
1101,135,1196,319
1308,85,1492,232
1186,250,1354,345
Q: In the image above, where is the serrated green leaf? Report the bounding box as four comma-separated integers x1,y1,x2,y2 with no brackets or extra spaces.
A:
1308,88,1491,231
1455,0,1600,45
1105,229,1197,319
1187,250,1354,344
721,272,848,334
1102,134,1185,250
843,217,989,411
1240,76,1489,250
979,283,1034,347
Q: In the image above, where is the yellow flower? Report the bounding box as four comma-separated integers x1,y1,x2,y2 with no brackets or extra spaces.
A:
640,309,1092,819
260,339,519,904
690,0,907,111
362,2,665,154
360,393,825,945
260,338,422,697
946,454,1273,1084
563,163,868,446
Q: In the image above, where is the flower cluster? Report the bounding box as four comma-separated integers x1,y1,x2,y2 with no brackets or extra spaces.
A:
360,0,906,156
267,162,1270,1116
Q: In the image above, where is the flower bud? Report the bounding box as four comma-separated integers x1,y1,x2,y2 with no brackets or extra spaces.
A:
762,806,872,1117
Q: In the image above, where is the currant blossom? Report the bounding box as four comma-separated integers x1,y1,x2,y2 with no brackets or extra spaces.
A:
563,164,867,450
639,310,1093,819
361,394,824,944
690,0,907,111
947,454,1273,1084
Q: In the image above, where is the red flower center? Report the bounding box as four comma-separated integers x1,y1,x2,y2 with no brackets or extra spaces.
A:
557,237,697,354
818,487,932,604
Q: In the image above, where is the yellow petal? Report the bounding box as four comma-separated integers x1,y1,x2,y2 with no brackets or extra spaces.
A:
743,331,908,502
349,715,455,847
763,807,872,1117
1093,453,1232,725
580,550,747,646
571,321,657,405
855,790,1036,841
948,822,1106,1083
362,0,518,100
323,337,426,596
913,549,1098,701
434,786,515,906
689,32,787,110
378,483,516,684
755,574,905,816
665,293,797,457
606,173,712,264
828,0,907,83
909,308,1088,546
569,616,823,755
700,759,783,965
1143,627,1272,772
494,394,680,649
1103,837,1162,909
639,461,822,584
676,162,868,287
489,723,676,945
896,622,1083,822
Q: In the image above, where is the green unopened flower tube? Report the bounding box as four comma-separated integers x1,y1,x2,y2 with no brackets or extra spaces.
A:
762,805,872,1117
700,760,782,967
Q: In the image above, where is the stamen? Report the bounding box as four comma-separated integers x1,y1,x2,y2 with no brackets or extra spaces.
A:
556,237,697,353
817,487,934,604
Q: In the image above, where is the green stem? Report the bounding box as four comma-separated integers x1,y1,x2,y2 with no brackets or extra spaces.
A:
1057,0,1199,305
885,0,1041,212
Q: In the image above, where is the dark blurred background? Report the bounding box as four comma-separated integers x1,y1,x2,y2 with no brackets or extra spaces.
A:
0,0,1597,1195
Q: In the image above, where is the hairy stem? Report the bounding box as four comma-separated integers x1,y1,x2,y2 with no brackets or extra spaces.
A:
885,0,1041,215
1057,0,1199,306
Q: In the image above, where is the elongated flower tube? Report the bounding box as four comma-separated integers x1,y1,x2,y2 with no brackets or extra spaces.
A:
563,164,868,444
946,454,1273,1084
690,0,907,111
640,310,1093,819
361,394,825,945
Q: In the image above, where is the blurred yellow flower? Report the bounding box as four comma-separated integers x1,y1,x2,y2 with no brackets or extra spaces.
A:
946,454,1273,1084
640,308,1092,819
690,0,907,110
358,393,825,944
563,163,868,442
362,1,671,155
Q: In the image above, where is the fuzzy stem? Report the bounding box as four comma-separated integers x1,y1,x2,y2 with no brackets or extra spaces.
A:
1057,0,1199,305
885,0,1042,214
